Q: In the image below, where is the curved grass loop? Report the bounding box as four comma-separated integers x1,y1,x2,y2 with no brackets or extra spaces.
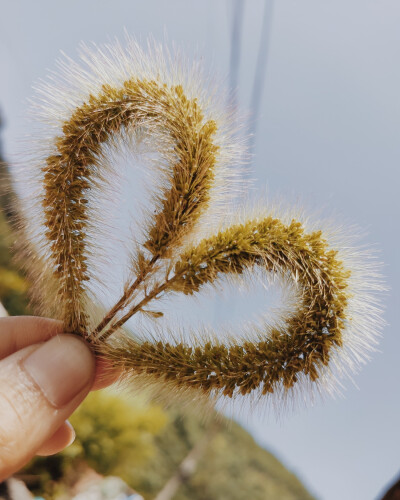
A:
41,67,355,398
42,79,219,334
105,216,351,398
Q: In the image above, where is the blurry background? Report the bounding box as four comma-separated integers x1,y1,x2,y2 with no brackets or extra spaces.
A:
0,1,399,499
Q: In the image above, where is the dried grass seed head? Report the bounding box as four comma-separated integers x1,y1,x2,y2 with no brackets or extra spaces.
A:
15,36,384,413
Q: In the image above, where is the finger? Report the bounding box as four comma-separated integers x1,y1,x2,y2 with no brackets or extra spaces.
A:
0,335,95,480
36,421,75,456
92,357,120,391
0,317,63,359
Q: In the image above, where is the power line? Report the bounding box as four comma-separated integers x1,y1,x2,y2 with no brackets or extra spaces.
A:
229,0,245,111
249,0,274,160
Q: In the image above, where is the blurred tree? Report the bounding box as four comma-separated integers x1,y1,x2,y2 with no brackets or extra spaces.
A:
154,420,220,500
381,475,400,500
66,391,167,478
142,411,315,500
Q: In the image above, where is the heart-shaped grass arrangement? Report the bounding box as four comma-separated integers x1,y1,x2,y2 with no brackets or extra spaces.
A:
16,38,383,408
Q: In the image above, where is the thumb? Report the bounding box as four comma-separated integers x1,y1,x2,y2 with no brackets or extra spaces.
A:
0,334,95,480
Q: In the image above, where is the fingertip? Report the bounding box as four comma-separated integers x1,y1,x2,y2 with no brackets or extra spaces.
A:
92,357,120,391
36,421,75,456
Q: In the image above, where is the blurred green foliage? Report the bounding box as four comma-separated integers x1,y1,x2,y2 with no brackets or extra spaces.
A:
0,194,30,315
23,391,168,498
66,391,167,478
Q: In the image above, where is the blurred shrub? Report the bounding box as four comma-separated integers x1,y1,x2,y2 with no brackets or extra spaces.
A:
23,391,168,497
66,391,167,478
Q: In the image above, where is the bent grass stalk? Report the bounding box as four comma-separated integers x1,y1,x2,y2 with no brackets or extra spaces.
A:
91,253,160,337
98,216,349,397
41,80,355,395
43,79,218,335
23,40,382,404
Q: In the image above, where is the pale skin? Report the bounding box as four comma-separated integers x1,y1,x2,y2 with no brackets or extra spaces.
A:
0,316,116,481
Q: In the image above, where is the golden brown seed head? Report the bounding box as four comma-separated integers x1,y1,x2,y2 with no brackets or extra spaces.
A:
42,79,218,333
20,39,382,409
103,216,349,398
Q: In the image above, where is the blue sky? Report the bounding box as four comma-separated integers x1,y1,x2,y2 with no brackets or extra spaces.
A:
0,1,399,499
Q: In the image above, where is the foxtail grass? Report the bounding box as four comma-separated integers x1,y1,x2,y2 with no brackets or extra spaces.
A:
16,38,383,410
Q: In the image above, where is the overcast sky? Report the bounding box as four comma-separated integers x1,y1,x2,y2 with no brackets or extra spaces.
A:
1,1,399,499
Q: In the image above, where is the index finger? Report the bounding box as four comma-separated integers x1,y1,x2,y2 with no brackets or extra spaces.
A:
0,316,63,360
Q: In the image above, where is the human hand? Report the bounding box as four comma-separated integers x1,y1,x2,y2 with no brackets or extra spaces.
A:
0,316,113,480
